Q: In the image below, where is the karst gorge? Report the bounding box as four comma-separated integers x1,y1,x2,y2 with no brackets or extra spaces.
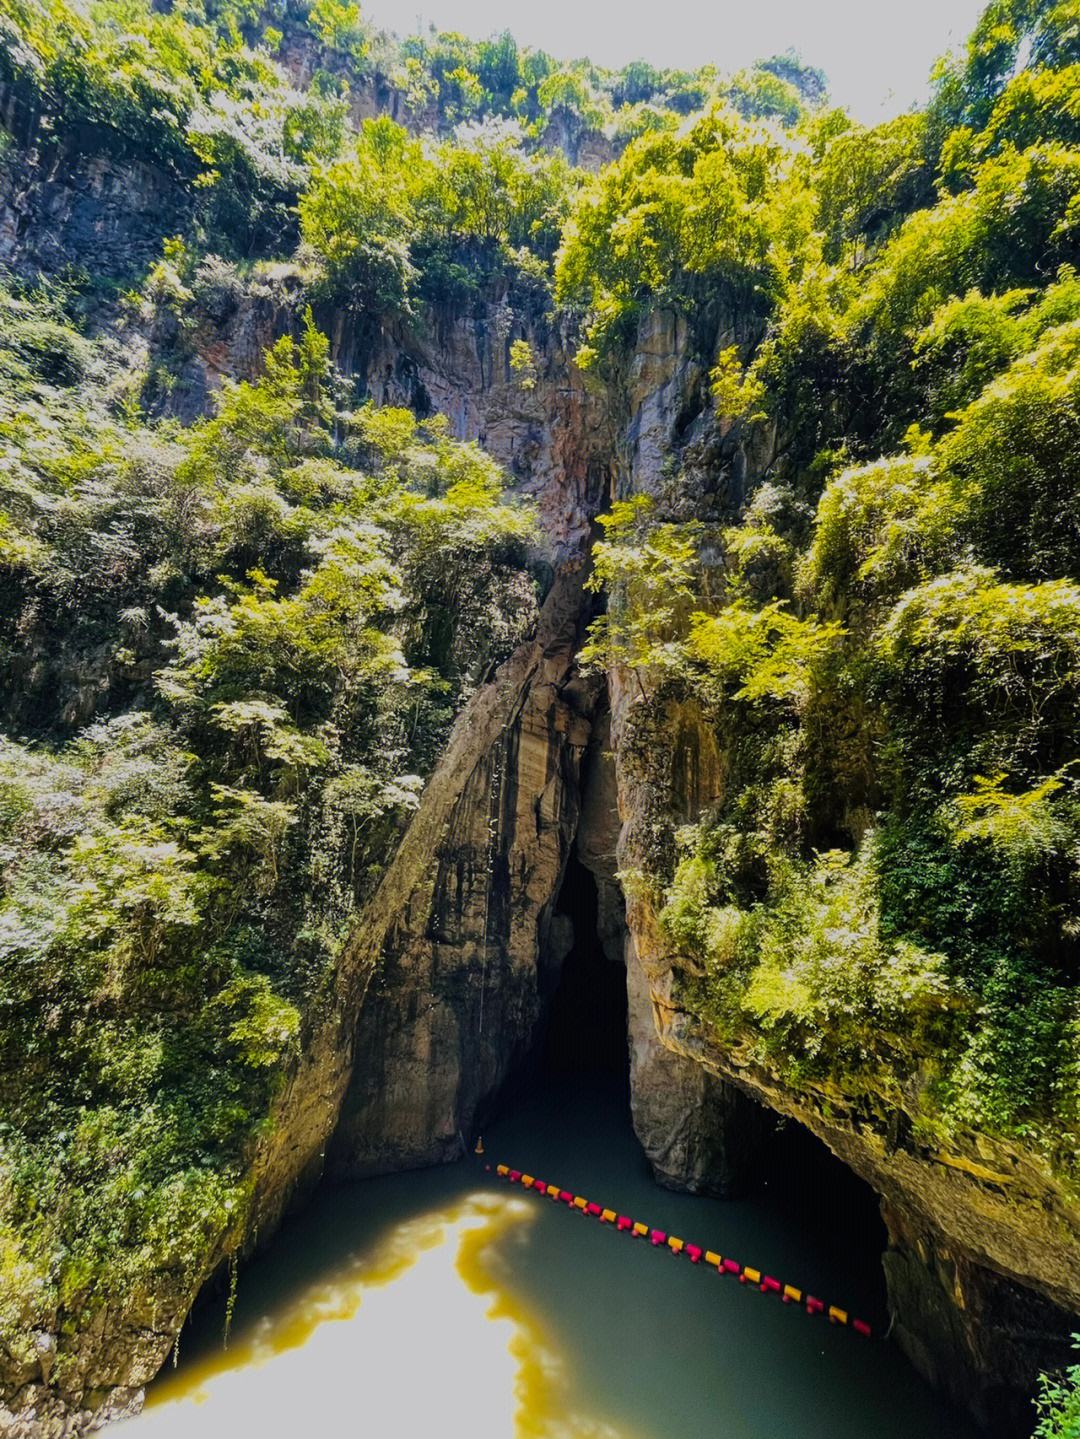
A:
1,1,1080,1435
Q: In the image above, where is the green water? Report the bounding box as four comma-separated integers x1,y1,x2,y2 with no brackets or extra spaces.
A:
132,1078,976,1439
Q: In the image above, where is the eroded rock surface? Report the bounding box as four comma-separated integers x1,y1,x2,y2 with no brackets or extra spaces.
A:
626,936,771,1196
329,565,599,1174
608,671,1080,1430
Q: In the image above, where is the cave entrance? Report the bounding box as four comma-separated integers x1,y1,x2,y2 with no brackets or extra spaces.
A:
754,1114,890,1325
543,852,628,1080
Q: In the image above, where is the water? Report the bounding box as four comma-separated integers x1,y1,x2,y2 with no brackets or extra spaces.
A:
129,1077,975,1439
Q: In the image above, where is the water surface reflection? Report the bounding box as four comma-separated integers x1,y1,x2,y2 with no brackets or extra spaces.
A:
133,1081,975,1439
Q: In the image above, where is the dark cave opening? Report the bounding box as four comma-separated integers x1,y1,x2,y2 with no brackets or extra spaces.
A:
543,852,628,1080
754,1113,891,1325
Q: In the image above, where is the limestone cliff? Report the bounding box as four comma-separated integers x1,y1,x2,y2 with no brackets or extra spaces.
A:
0,125,612,1428
598,306,1080,1437
329,564,597,1176
3,109,1079,1439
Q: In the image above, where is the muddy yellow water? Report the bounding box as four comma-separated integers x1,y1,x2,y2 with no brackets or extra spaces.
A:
130,1081,975,1439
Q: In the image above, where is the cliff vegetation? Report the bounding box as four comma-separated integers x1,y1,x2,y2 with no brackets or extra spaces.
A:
1,0,1080,1430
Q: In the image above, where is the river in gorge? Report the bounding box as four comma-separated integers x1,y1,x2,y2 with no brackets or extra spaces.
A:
126,1074,977,1439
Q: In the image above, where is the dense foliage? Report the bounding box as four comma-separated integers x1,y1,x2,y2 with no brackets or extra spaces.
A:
576,0,1080,1184
0,282,535,1371
1034,1338,1080,1438
387,29,824,136
298,114,576,312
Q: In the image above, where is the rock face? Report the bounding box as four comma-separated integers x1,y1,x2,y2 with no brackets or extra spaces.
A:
596,304,1080,1434
319,291,618,1178
573,701,772,1196
329,564,599,1175
626,936,772,1196
574,708,625,966
883,1204,1080,1434
0,116,189,280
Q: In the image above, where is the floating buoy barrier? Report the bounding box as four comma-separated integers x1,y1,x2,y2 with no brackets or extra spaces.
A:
490,1162,873,1339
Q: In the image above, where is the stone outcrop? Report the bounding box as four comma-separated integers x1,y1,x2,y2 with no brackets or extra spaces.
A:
0,117,189,280
329,564,599,1175
572,700,772,1195
626,935,772,1196
883,1204,1080,1434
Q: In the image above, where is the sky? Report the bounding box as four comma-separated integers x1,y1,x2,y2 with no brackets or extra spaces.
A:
360,0,989,122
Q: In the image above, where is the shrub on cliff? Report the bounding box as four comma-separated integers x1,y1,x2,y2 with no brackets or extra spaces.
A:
299,114,577,310
554,105,790,362
0,299,537,1364
1034,1339,1080,1439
